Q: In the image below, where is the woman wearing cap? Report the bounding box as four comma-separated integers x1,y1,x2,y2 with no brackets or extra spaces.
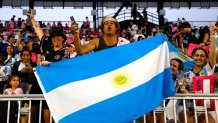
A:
27,11,69,66
71,17,129,55
66,43,77,58
27,10,69,123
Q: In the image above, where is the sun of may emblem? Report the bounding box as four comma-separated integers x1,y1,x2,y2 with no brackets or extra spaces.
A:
178,53,190,61
111,72,131,88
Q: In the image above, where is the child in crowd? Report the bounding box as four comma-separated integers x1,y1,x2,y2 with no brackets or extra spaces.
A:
3,75,23,95
3,75,23,123
66,43,77,58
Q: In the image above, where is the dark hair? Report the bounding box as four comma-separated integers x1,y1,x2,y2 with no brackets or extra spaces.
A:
6,45,15,57
170,58,184,71
5,75,20,89
179,22,191,29
146,28,152,36
192,47,208,58
137,36,144,41
7,35,14,39
0,52,6,63
49,28,66,43
0,35,3,40
20,49,31,57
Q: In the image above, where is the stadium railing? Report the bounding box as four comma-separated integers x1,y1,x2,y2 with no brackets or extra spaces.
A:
0,94,217,123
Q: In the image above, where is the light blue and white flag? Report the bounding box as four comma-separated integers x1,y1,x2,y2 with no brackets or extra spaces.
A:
215,35,218,49
167,41,194,70
34,35,175,123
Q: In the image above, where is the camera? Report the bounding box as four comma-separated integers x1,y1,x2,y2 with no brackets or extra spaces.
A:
22,9,36,15
70,16,75,23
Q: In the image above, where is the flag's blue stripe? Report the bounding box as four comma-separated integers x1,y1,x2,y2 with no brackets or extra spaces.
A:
59,68,174,123
36,35,167,93
184,61,194,71
216,37,218,49
167,41,179,52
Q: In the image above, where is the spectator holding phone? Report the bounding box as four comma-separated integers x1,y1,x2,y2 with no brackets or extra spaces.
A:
27,9,69,123
16,29,41,65
179,22,209,53
27,9,69,66
71,17,129,55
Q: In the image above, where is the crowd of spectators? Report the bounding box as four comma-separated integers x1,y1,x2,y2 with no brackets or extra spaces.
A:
0,13,218,123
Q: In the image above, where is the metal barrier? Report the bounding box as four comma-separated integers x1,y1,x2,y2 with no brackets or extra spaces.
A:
0,94,47,123
0,94,217,123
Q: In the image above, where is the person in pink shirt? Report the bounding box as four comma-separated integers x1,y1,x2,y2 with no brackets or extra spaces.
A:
52,21,57,28
8,18,15,35
3,75,23,95
2,75,23,123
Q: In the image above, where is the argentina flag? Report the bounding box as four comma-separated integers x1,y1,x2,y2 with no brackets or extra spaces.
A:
216,35,218,49
167,41,194,70
34,35,175,123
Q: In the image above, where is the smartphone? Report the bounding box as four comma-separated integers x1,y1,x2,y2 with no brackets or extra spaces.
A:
23,9,28,15
27,8,32,15
176,70,184,85
23,8,32,15
70,16,75,22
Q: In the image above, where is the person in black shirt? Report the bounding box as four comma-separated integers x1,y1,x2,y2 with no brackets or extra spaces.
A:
27,11,69,66
40,29,68,63
27,10,69,123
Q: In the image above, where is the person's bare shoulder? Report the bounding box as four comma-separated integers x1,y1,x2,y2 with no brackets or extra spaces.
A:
89,38,99,48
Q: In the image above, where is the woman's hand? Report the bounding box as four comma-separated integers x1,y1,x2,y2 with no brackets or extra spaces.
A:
26,10,34,20
25,66,33,73
199,43,205,48
21,67,28,73
210,23,218,36
180,78,190,94
40,61,52,66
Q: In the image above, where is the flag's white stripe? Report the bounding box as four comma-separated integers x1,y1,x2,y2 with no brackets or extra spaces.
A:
46,42,169,121
203,79,211,107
